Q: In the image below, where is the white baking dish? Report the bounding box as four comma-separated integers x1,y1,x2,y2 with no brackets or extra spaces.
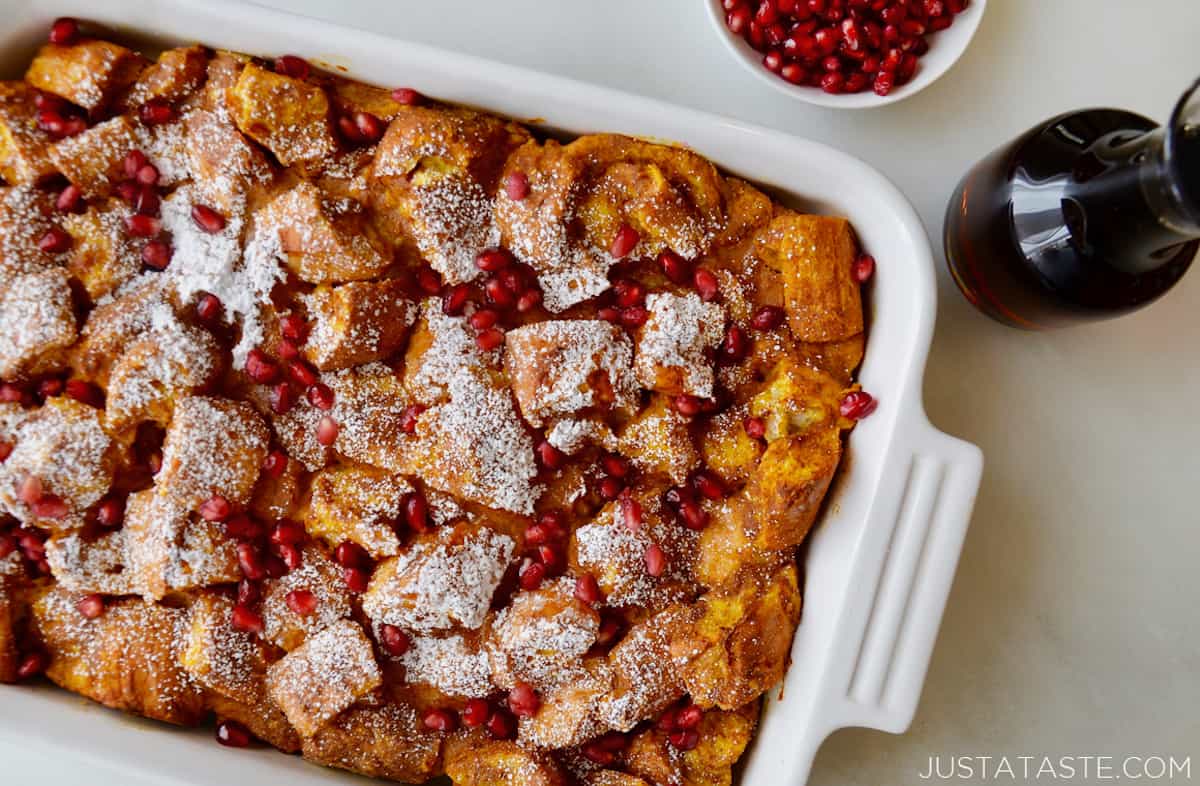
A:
0,1,984,784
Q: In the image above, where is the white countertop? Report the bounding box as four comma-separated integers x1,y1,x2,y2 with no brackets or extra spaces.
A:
9,1,1200,783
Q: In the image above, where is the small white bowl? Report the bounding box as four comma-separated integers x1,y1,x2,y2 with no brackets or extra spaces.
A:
705,0,986,108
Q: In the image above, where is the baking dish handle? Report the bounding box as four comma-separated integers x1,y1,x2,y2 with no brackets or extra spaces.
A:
837,420,983,734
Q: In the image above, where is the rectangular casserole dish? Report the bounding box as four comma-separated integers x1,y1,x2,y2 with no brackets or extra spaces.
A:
0,1,984,784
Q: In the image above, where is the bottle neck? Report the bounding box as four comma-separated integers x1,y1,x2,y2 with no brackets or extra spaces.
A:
1141,126,1200,237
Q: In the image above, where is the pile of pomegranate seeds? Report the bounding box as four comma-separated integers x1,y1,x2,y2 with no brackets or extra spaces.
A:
724,0,969,96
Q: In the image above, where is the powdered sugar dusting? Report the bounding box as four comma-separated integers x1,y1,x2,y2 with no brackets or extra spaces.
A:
400,632,494,698
634,292,725,398
488,578,598,690
0,268,76,378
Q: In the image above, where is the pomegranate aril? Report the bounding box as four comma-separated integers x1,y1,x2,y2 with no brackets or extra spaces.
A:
16,651,48,681
581,741,616,766
391,87,422,105
236,542,267,580
18,475,43,505
693,268,720,301
744,416,767,439
781,63,808,85
575,573,604,606
135,184,160,216
537,543,563,572
751,305,787,330
139,99,174,126
516,289,542,313
55,183,83,213
518,559,546,591
763,49,785,73
379,623,411,657
853,253,876,282
619,493,643,532
469,308,500,330
404,492,429,532
48,17,79,45
124,150,148,179
0,534,14,559
679,498,710,531
285,589,317,616
343,566,370,593
598,476,624,501
275,54,310,80
475,327,505,351
692,470,727,500
475,247,511,272
609,223,640,259
484,277,515,309
222,514,260,541
287,358,318,387
231,604,264,634
538,510,567,537
416,267,442,294
124,214,161,237
135,163,159,186
76,593,105,619
400,404,426,434
486,707,516,740
306,383,334,410
353,111,384,143
140,239,172,270
244,349,279,384
601,454,630,478
65,379,103,408
619,306,648,328
505,170,530,201
0,383,21,403
840,390,878,420
535,439,565,470
95,496,124,528
32,494,68,519
198,495,231,522
269,382,294,415
270,519,307,546
727,6,753,35
673,394,704,417
441,282,472,316
722,325,749,363
191,204,226,233
263,449,288,478
668,728,701,751
597,306,620,323
613,279,645,309
676,704,704,729
422,708,458,733
462,698,490,727
216,720,253,748
508,682,541,717
195,293,223,323
37,227,71,254
334,541,370,569
658,250,692,284
644,543,668,577
873,70,895,96
821,71,845,93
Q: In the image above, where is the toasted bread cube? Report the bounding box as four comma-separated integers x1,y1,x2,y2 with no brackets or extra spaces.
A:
25,40,144,112
31,587,206,725
678,703,758,786
156,396,270,509
712,178,774,249
694,495,771,588
754,213,863,342
617,395,699,486
398,631,496,698
228,62,336,169
0,82,56,185
307,464,411,558
595,613,682,731
364,520,515,633
408,368,540,514
0,268,77,379
623,727,680,786
180,591,274,705
798,333,865,387
487,578,599,691
266,619,382,737
0,185,58,286
445,733,568,786
517,658,610,750
199,50,249,114
748,425,841,552
70,277,167,385
747,356,843,443
329,81,406,122
123,489,241,600
0,587,19,683
257,181,392,284
670,565,801,710
261,545,352,651
119,45,208,109
303,278,413,370
0,396,115,529
504,320,636,427
208,692,301,753
47,116,139,198
249,449,302,521
699,407,763,487
184,108,271,213
301,701,442,783
44,529,137,595
634,292,725,399
371,107,530,282
402,299,494,405
61,200,141,299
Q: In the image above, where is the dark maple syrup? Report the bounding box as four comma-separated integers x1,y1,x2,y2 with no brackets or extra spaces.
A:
945,80,1200,329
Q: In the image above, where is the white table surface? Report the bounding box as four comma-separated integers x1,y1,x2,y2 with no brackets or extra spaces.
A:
9,1,1200,784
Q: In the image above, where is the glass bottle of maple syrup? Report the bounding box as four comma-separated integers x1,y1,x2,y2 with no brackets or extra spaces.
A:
944,77,1200,329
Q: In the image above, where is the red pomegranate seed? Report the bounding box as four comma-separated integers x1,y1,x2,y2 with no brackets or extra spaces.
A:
236,579,260,607
139,99,175,126
763,49,784,73
537,543,563,572
727,6,752,35
422,708,458,733
353,111,384,143
287,358,318,387
416,267,442,294
16,651,48,681
469,308,500,330
475,327,505,351
601,454,630,479
523,522,551,546
55,184,83,214
536,440,565,471
679,497,709,531
505,171,530,201
391,87,422,105
518,559,546,591
262,449,288,478
507,683,541,717
840,390,878,420
134,185,160,216
244,349,279,384
676,704,703,729
781,62,808,84
95,496,124,528
76,593,105,619
230,604,264,634
619,493,643,533
65,379,103,407
275,55,310,80
269,382,294,415
379,624,411,657
195,293,223,323
306,383,335,410
48,17,79,45
539,509,567,536
135,163,159,186
0,383,26,403
236,543,267,580
657,707,680,732
598,476,624,501
215,720,253,748
751,305,786,330
32,494,69,519
269,520,307,546
619,306,648,328
285,589,317,616
404,492,429,532
693,268,720,301
658,250,692,285
476,247,511,272
613,279,645,309
873,71,895,96
462,698,490,727
18,475,43,505
820,72,845,94
744,416,766,439
692,471,726,501
441,282,472,316
597,306,620,323
278,543,303,572
486,708,516,740
334,541,369,569
668,728,700,751
609,223,640,259
484,277,515,309
124,214,160,237
0,534,15,559
574,574,604,606
198,495,231,522
343,566,370,593
225,514,263,541
673,394,703,417
581,740,616,766
191,204,226,234
37,227,71,254
400,404,426,434
722,325,749,363
124,150,148,180
644,543,667,577
853,253,876,282
516,289,542,313
140,239,172,270
279,314,307,344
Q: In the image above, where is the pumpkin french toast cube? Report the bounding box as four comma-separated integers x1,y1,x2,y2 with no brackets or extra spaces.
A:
617,395,699,486
261,545,352,651
155,396,270,510
747,355,843,443
249,449,303,520
402,299,494,406
123,489,241,600
0,185,58,286
517,659,610,749
184,108,271,214
504,319,637,427
70,277,167,386
306,464,411,558
0,82,57,185
106,319,223,432
25,40,144,112
754,212,864,343
180,591,275,705
698,406,763,487
208,692,302,753
266,618,382,737
487,579,599,691
301,701,443,783
303,278,413,370
257,181,392,284
329,80,406,122
48,116,140,198
747,424,841,552
633,292,725,399
444,733,568,786
61,200,141,300
228,62,337,170
44,529,137,595
677,703,759,786
31,587,206,725
199,50,249,115
694,495,777,589
0,268,77,379
595,613,682,731
119,45,208,110
0,587,19,683
363,520,515,633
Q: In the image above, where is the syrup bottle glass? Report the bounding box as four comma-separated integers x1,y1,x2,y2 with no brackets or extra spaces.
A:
944,77,1200,329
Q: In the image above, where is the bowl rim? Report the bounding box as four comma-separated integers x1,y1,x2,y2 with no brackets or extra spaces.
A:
703,0,988,109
